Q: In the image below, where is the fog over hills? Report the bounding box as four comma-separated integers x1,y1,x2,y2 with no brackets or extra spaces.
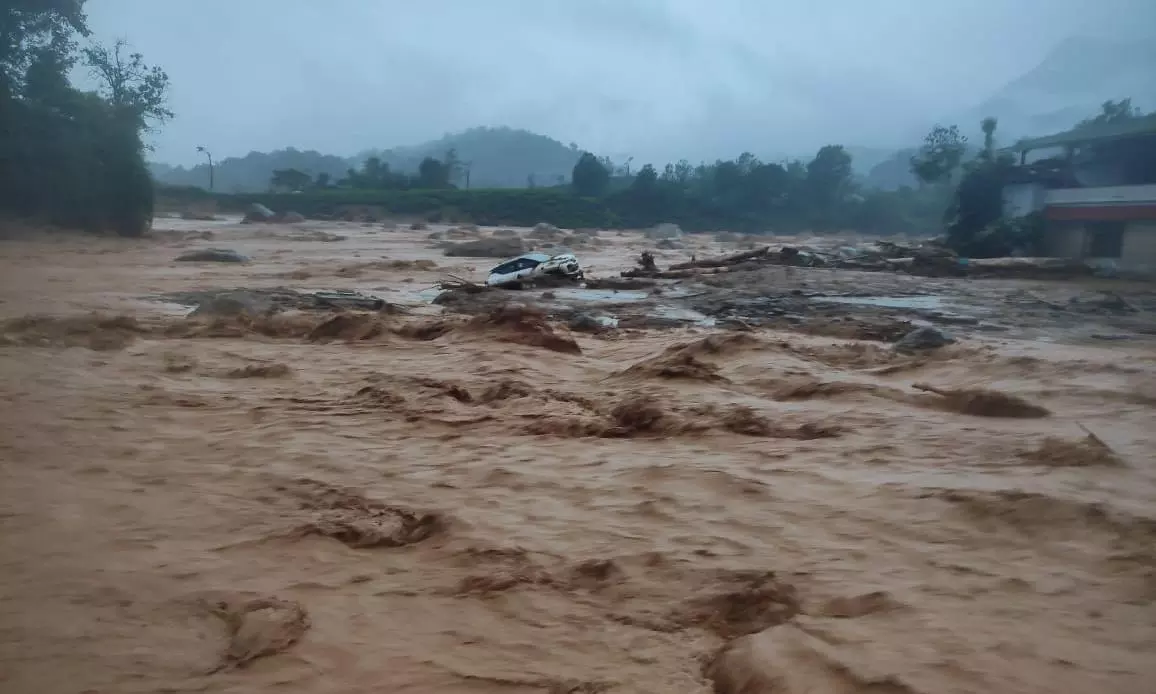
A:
122,0,1152,192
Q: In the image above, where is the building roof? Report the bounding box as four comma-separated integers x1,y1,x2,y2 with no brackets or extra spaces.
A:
1005,113,1156,154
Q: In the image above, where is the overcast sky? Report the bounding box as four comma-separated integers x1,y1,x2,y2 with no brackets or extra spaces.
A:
84,0,1155,166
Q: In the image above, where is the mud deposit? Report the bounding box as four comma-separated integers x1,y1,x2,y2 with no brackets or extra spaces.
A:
2,220,1156,694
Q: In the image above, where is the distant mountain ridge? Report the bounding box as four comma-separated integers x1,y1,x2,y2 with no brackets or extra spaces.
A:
956,35,1156,141
151,127,582,192
358,126,582,189
866,35,1155,190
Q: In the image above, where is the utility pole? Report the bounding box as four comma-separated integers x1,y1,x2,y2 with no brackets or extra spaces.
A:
196,146,214,191
463,161,473,189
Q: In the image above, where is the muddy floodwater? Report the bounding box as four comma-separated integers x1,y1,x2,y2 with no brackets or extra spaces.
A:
2,219,1155,694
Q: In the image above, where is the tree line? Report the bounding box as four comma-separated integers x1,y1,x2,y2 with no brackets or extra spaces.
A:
1,1,170,236
191,97,1150,251
270,149,462,193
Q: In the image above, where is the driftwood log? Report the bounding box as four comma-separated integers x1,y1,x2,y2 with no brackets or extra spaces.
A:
668,246,771,271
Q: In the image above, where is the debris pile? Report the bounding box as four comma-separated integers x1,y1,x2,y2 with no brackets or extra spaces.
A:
619,237,1105,280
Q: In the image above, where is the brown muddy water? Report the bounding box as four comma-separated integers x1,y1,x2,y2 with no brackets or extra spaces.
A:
1,218,1155,694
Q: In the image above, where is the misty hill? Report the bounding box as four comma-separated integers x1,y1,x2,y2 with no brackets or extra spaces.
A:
360,127,582,189
956,35,1156,141
864,36,1153,190
151,127,583,192
150,149,349,193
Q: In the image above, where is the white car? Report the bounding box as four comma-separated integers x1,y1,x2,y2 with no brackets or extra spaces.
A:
485,252,584,288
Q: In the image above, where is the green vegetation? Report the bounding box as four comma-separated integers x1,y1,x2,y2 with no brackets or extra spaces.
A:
151,148,350,192
192,99,1147,245
1,2,168,236
571,152,611,197
165,144,943,234
152,127,583,193
230,188,617,229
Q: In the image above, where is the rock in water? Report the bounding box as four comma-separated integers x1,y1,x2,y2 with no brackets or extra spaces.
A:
190,295,255,317
174,248,251,263
280,211,306,223
567,313,610,333
893,325,954,353
242,203,276,223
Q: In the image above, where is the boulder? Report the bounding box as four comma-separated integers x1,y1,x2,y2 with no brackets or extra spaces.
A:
241,203,276,224
567,313,615,333
893,326,954,353
189,295,256,318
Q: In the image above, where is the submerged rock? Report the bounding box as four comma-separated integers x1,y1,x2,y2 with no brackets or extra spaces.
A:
174,248,250,263
241,203,276,223
893,325,954,353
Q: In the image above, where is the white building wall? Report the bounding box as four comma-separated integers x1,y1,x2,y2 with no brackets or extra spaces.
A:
1043,223,1086,258
1121,222,1156,274
1002,183,1045,218
1044,184,1156,206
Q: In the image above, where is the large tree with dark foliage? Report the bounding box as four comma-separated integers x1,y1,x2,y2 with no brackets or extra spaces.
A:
909,125,968,186
571,152,610,197
1,0,168,236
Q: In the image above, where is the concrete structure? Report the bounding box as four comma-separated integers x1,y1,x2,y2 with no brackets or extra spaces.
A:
1002,115,1156,275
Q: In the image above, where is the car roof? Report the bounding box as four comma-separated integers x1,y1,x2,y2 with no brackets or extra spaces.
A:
510,252,552,263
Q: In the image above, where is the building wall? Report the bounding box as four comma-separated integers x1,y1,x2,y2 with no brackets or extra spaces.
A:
1045,184,1156,206
1043,222,1086,258
1122,221,1156,273
1002,183,1045,218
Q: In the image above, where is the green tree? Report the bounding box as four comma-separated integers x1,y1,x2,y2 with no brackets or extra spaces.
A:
1,0,166,237
571,151,610,197
910,125,968,186
632,164,658,193
980,117,998,160
270,168,311,191
1078,98,1139,128
416,156,451,188
82,39,172,127
805,145,854,228
0,0,88,98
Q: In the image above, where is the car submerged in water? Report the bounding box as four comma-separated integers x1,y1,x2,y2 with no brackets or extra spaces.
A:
485,252,584,288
